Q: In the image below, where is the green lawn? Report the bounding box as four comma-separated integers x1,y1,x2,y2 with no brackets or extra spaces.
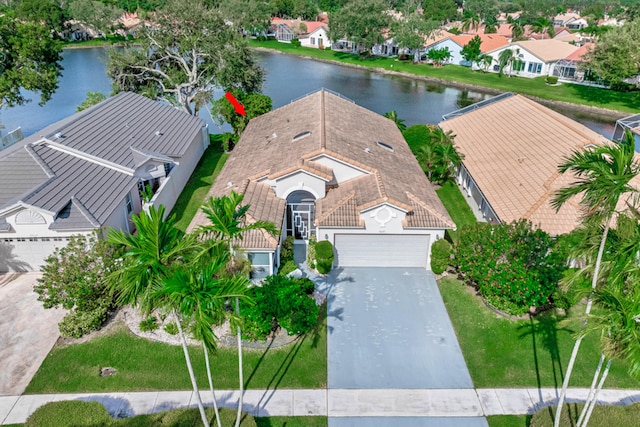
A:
439,276,640,388
487,415,530,427
25,306,326,393
171,138,229,232
436,181,477,243
250,39,640,114
530,402,640,427
255,416,327,427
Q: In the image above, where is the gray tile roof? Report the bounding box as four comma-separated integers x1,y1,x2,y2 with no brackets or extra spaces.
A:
1,92,206,231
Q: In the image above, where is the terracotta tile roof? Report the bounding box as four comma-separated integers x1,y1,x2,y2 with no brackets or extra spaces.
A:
565,43,593,61
271,18,327,35
439,94,613,235
490,40,580,62
423,30,455,48
189,90,454,244
449,34,510,52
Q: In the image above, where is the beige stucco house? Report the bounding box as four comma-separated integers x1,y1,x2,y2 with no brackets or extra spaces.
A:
189,89,454,277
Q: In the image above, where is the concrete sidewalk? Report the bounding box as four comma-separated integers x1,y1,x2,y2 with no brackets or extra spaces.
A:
3,388,640,425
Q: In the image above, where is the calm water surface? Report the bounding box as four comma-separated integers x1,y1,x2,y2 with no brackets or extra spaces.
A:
0,48,616,138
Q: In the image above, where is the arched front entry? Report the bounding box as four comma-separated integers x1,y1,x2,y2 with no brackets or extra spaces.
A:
286,190,316,240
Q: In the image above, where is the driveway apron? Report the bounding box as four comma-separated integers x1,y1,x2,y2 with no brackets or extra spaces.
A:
322,267,485,426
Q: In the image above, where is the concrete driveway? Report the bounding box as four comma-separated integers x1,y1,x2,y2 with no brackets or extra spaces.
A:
324,268,474,390
0,273,65,396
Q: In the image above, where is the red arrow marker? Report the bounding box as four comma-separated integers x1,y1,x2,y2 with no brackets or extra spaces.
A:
224,92,246,116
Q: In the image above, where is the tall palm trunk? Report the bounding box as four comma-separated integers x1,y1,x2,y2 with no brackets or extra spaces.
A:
577,352,605,427
554,222,611,427
203,343,222,427
175,311,210,427
235,297,244,427
581,358,612,427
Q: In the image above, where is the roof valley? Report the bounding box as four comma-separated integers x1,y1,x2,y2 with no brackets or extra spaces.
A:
320,90,327,150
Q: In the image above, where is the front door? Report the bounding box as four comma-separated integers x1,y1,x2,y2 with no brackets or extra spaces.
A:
288,203,315,240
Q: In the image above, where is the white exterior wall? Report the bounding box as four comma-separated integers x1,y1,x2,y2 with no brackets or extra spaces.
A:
300,27,331,49
103,184,142,233
312,155,366,184
360,204,407,234
274,171,326,200
425,39,462,65
475,46,554,77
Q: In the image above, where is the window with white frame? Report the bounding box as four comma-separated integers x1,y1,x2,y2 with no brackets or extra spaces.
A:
125,192,134,215
527,62,542,74
311,37,315,45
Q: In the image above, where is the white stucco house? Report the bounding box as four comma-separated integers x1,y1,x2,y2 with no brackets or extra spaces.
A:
423,34,509,66
189,89,454,278
0,92,209,271
477,39,580,77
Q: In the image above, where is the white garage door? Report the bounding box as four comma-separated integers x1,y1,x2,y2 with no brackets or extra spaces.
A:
0,239,65,272
334,234,430,268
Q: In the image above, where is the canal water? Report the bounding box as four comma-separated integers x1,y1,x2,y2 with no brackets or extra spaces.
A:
0,48,616,138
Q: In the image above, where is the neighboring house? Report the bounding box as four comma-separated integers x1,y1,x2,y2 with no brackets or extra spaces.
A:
439,93,619,236
613,114,640,151
0,92,208,271
478,39,580,77
551,43,598,84
271,18,331,48
188,89,454,277
424,34,509,65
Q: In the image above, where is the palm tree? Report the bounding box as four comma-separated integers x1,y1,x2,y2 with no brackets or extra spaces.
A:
477,53,493,72
551,132,639,427
461,12,481,34
531,17,553,39
197,191,277,427
384,110,407,132
106,205,211,427
498,48,516,77
483,16,497,34
508,17,524,40
435,140,464,183
416,143,438,181
158,258,253,427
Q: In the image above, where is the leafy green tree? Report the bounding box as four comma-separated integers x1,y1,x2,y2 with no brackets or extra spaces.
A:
551,132,639,427
211,91,272,139
483,15,498,34
391,12,438,61
328,0,390,55
14,0,67,33
0,12,63,108
530,16,554,39
460,35,482,64
76,92,107,112
384,110,407,132
196,191,277,427
422,0,458,23
464,0,498,21
461,12,481,33
509,17,525,40
583,21,640,88
218,0,275,33
427,46,452,66
498,48,517,76
106,0,264,115
69,0,122,38
477,53,493,72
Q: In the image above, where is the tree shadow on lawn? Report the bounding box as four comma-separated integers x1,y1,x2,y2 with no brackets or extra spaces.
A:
518,312,579,426
569,85,640,111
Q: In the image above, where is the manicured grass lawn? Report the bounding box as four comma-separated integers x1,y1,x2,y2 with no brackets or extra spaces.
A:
25,307,326,393
436,181,477,243
487,415,530,427
530,402,640,427
171,137,229,232
256,416,328,427
250,40,640,114
439,277,640,388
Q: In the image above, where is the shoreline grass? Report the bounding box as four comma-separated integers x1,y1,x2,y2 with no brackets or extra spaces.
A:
250,39,640,115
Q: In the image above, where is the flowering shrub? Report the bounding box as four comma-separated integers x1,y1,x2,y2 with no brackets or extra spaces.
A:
34,233,123,337
454,220,567,315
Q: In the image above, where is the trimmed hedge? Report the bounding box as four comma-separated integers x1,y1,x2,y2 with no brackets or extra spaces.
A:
431,239,452,274
315,240,334,274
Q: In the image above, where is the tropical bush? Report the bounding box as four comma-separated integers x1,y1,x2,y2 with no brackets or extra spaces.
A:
34,233,123,338
139,317,159,332
403,124,464,184
315,240,334,274
306,234,317,269
163,322,179,335
546,75,559,84
280,235,295,262
290,38,301,47
243,275,318,340
431,239,452,274
454,220,567,315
